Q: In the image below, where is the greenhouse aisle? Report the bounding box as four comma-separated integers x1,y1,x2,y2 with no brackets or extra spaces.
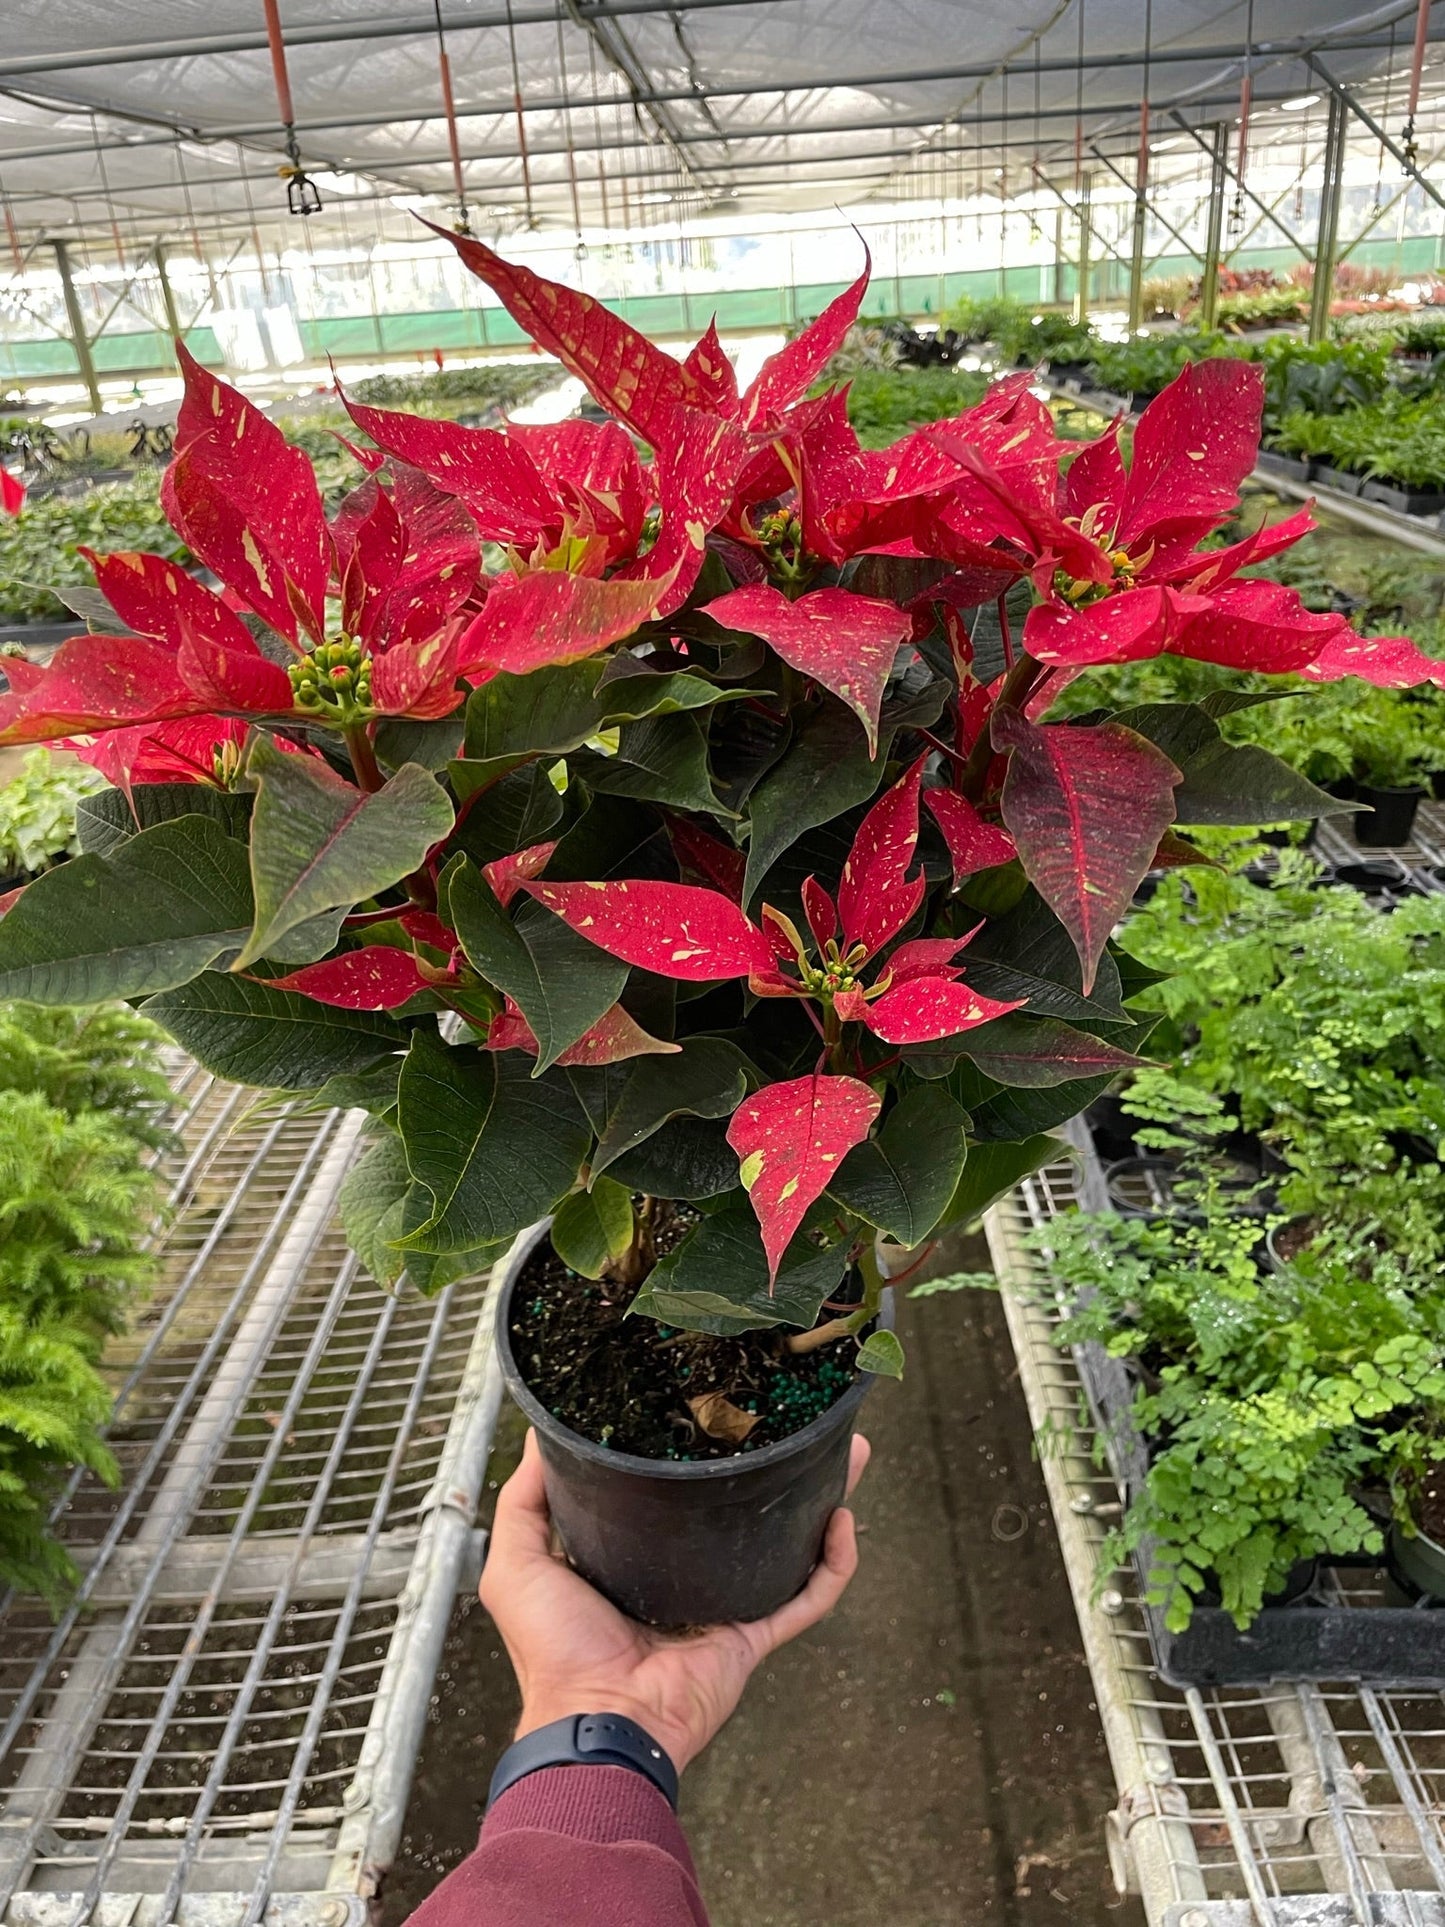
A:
385,1236,1140,1927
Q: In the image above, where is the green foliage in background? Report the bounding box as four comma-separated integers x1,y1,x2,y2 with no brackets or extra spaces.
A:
0,1000,169,1600
839,365,989,447
346,361,562,412
0,750,106,881
0,475,186,625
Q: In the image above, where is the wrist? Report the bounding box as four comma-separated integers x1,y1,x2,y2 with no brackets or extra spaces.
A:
491,1710,680,1811
516,1694,694,1773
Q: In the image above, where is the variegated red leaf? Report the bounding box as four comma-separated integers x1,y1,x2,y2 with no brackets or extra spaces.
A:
1167,577,1346,675
80,548,256,656
455,568,670,676
727,1072,880,1285
164,343,329,642
702,583,908,755
924,790,1018,885
482,840,558,908
837,753,926,960
486,997,680,1066
668,817,746,900
266,946,431,1010
681,318,739,415
0,634,193,746
801,876,837,950
1116,359,1263,552
1022,586,1176,669
994,707,1180,994
1299,630,1445,688
339,397,558,548
369,626,464,720
433,224,707,446
175,628,295,714
740,253,871,428
69,715,247,797
523,878,774,980
864,977,1022,1045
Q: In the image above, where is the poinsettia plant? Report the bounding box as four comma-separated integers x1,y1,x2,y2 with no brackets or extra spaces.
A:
0,238,1437,1377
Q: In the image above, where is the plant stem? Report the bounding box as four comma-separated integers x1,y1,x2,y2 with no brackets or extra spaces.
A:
343,724,384,794
786,1238,888,1356
957,652,1046,802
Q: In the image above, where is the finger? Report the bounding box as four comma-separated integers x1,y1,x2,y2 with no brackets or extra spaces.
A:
843,1432,871,1499
742,1505,860,1659
486,1429,553,1563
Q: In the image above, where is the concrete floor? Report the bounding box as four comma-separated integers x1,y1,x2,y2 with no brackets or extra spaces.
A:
382,1235,1144,1927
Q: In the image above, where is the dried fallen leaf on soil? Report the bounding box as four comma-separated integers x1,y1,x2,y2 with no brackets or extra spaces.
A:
687,1391,760,1442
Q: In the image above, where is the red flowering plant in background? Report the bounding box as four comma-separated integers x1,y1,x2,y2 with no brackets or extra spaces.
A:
0,237,1437,1369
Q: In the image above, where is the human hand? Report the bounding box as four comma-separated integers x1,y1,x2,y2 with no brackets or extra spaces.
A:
480,1427,870,1774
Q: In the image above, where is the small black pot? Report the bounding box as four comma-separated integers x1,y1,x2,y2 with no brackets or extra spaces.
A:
495,1226,889,1627
1388,1515,1445,1603
1354,782,1424,848
1431,769,1445,802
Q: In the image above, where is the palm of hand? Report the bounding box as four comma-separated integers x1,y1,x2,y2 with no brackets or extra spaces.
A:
482,1430,868,1774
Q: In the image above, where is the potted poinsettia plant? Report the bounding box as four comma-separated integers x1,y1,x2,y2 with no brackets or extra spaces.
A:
0,235,1438,1626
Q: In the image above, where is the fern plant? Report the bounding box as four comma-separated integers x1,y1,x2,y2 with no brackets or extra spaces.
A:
0,1001,168,1600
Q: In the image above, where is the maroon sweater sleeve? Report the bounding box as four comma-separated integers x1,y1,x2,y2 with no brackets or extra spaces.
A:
401,1765,710,1927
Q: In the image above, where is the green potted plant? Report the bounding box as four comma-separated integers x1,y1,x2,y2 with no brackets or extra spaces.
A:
0,240,1436,1626
0,747,106,893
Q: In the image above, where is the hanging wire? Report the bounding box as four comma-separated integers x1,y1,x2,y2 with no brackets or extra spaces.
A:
174,139,221,313
430,0,472,235
240,155,273,301
1402,0,1431,168
1074,0,1085,191
555,10,586,255
1375,19,1398,213
1137,0,1154,244
0,170,23,278
1229,0,1255,233
502,0,536,229
261,0,322,215
88,112,128,275
1029,36,1042,242
587,38,612,234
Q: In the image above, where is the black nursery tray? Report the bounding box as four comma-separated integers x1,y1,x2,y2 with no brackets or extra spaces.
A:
1071,1334,1445,1689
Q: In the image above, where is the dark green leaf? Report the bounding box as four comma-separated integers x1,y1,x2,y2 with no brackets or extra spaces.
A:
951,1059,1124,1140
630,1193,849,1334
1199,688,1304,719
936,1133,1062,1227
457,658,751,793
550,1178,634,1279
238,738,453,969
396,1033,588,1252
445,856,627,1072
1111,703,1347,825
76,783,251,857
965,889,1126,1024
572,711,725,816
446,763,564,868
143,971,409,1086
590,1037,753,1176
951,1014,1147,1088
0,815,253,1004
374,714,465,773
743,702,888,905
300,1059,402,1117
339,1133,412,1285
543,791,664,882
606,1114,740,1200
829,1087,968,1244
856,1329,905,1378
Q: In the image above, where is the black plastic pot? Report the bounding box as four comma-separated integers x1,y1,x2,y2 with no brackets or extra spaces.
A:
1354,782,1424,847
1313,463,1364,498
1387,1509,1445,1603
495,1225,889,1627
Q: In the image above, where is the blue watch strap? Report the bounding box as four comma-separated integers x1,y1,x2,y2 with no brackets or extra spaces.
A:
487,1712,680,1811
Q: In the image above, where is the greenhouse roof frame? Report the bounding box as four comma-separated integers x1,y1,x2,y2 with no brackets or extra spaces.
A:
1,0,1444,256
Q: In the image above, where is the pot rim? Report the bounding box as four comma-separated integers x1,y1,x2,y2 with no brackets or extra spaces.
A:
494,1219,888,1484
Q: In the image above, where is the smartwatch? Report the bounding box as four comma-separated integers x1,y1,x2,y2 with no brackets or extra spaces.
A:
486,1712,680,1812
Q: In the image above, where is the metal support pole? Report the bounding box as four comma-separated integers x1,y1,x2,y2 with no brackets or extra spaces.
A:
52,238,102,413
1128,184,1148,332
153,242,185,354
1074,173,1092,324
1309,90,1348,344
1052,208,1066,308
1198,123,1229,333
